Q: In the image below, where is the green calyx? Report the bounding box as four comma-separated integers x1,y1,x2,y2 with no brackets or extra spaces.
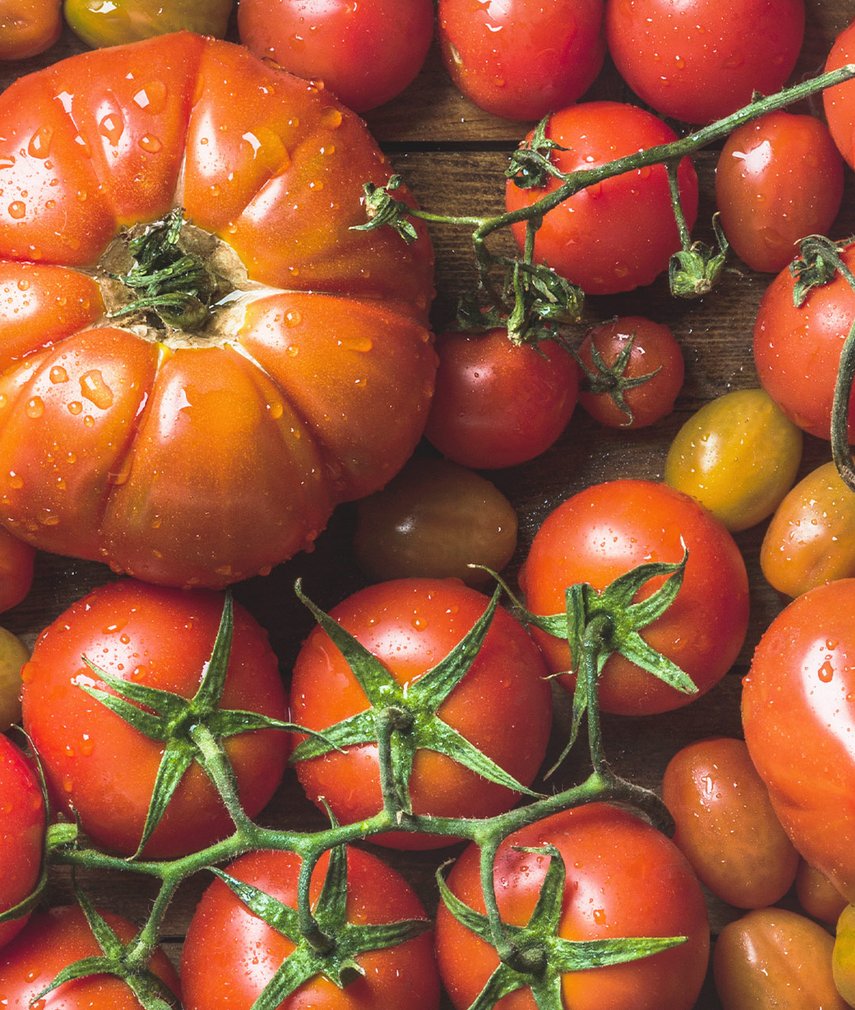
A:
352,175,419,244
669,213,729,299
506,117,568,191
576,330,661,425
789,234,853,305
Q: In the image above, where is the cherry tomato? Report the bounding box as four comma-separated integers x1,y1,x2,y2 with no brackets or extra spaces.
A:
715,111,844,273
576,315,684,428
238,0,434,112
519,479,749,715
833,904,855,1005
605,0,805,125
290,578,552,848
753,242,855,442
505,102,699,295
21,580,289,858
796,861,848,926
742,578,855,903
353,457,518,588
438,0,605,121
182,846,439,1010
0,627,29,729
435,804,709,1010
0,905,179,1008
760,461,855,598
824,17,855,169
0,528,33,614
714,908,847,1010
0,0,61,60
662,737,798,909
64,0,233,47
664,388,803,532
424,329,579,469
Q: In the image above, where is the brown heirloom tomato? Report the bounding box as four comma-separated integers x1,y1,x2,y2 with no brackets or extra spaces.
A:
0,33,435,588
64,0,233,48
0,0,62,60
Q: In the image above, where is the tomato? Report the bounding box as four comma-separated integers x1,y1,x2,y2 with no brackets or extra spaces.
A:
833,904,855,1005
290,578,552,848
664,388,803,532
505,103,699,295
0,626,29,729
519,479,749,715
662,737,798,909
715,111,844,274
742,578,855,903
760,460,855,598
237,0,434,113
0,34,435,589
64,0,233,47
824,18,855,169
0,904,179,1008
0,527,33,614
753,241,855,443
424,329,579,469
353,457,518,588
605,0,805,125
714,908,847,1010
576,315,684,428
435,804,709,1010
437,0,605,121
0,0,61,60
795,861,848,926
21,579,289,858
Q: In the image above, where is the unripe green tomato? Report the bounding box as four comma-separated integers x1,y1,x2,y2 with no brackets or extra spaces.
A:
833,904,855,1005
64,0,233,48
0,627,29,730
664,388,802,531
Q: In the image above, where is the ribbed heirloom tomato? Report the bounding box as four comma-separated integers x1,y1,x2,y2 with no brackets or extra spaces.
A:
0,33,435,588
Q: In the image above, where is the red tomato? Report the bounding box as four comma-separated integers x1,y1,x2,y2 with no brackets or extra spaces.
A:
435,804,709,1010
0,0,62,60
753,243,855,442
438,0,605,121
21,580,289,858
237,0,434,112
182,847,440,1010
424,329,580,469
0,905,179,1008
605,0,805,125
290,578,552,848
716,111,844,274
505,103,698,295
0,528,33,614
576,316,684,428
0,34,435,589
824,17,855,169
519,479,749,715
0,735,44,950
742,578,855,904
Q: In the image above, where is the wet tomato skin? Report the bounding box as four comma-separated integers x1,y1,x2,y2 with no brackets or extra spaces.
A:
0,528,33,614
0,0,62,60
795,860,848,926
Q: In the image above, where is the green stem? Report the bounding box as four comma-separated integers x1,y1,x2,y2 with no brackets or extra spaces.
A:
581,615,610,774
666,159,692,252
190,724,258,838
831,320,855,490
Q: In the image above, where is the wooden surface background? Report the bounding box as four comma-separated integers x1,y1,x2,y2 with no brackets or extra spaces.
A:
2,3,855,1007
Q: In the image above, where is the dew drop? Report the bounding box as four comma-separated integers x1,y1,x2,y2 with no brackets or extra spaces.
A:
67,401,83,416
819,660,835,683
80,369,114,410
139,134,163,154
321,107,343,129
285,309,302,326
7,201,25,220
340,335,373,353
27,126,53,159
98,111,125,145
268,401,284,419
133,80,168,113
49,365,68,384
26,396,44,418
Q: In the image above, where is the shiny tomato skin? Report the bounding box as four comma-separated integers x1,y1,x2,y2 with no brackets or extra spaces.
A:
0,0,62,60
290,578,552,848
742,579,855,903
438,0,605,121
662,737,798,909
795,860,848,926
606,0,805,125
238,0,434,112
715,111,844,274
753,243,855,442
21,580,289,858
519,479,749,715
824,18,855,169
64,0,233,47
0,905,179,1008
506,103,698,295
0,528,33,614
182,847,440,1010
424,330,580,469
435,804,709,1010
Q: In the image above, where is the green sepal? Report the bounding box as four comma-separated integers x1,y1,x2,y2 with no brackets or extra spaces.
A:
575,330,661,426
290,710,376,762
506,117,568,190
506,261,584,345
790,234,853,305
133,738,196,857
351,175,419,244
211,868,301,941
669,214,729,299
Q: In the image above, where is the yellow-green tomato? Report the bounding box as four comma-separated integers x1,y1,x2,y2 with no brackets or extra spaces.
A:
833,904,855,1005
0,626,29,730
664,388,802,531
64,0,233,48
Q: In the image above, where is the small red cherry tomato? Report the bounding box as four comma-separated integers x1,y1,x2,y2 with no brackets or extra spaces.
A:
0,528,33,614
824,17,855,169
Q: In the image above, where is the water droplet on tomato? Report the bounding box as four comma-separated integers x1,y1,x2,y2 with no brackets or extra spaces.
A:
98,111,125,145
27,126,53,159
0,155,15,169
139,134,163,154
39,514,60,527
7,201,25,220
80,735,94,756
819,660,835,683
268,401,284,419
26,397,44,418
62,776,74,794
67,401,83,416
49,365,68,384
80,369,114,410
340,335,373,353
321,107,343,129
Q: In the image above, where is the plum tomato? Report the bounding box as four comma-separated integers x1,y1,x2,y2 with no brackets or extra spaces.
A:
438,0,605,121
715,111,844,273
742,578,855,903
64,0,233,47
662,737,798,909
0,904,179,1008
605,0,805,125
824,17,855,169
21,580,289,858
576,315,684,428
237,0,434,112
424,329,579,469
833,904,855,1005
505,102,699,295
714,908,847,1010
796,861,848,926
0,626,29,730
664,388,803,532
353,457,518,588
519,479,749,715
0,0,61,60
289,578,552,848
760,460,855,598
0,527,34,614
435,804,709,1010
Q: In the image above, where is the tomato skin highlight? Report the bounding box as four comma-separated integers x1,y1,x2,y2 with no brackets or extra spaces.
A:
824,17,855,169
0,527,33,614
64,0,233,47
0,0,62,60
